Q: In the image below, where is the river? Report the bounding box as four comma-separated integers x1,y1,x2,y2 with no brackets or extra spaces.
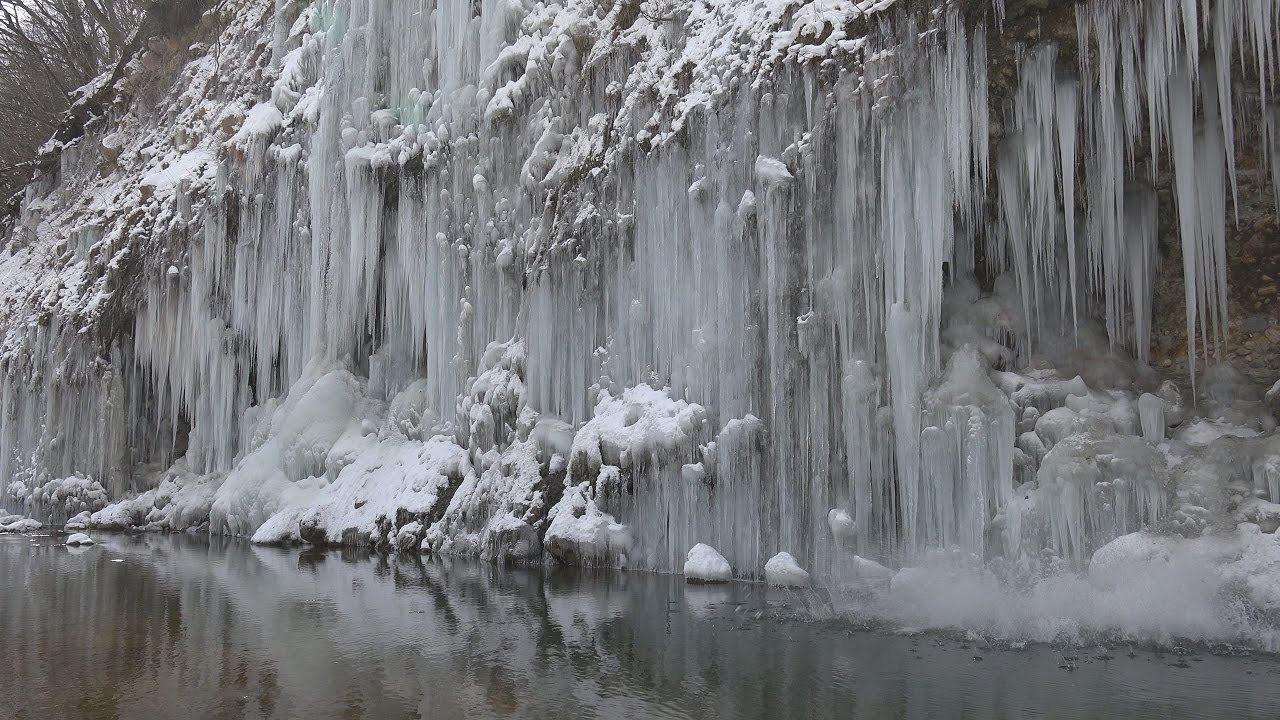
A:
1,533,1276,719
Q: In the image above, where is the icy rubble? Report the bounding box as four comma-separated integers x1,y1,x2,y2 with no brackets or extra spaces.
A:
0,0,1278,636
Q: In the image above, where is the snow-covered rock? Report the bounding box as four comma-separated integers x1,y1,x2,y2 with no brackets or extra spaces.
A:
0,515,42,533
64,533,95,546
764,552,811,588
683,543,732,583
64,511,92,531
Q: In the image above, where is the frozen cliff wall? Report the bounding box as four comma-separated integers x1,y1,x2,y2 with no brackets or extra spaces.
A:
2,0,1279,593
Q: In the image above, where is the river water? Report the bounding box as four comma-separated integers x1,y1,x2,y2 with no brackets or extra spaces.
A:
1,532,1276,719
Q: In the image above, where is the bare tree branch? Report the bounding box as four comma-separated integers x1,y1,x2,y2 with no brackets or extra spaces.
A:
0,0,146,201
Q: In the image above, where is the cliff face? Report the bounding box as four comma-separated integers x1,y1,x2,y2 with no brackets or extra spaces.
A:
983,0,1280,386
2,0,1279,590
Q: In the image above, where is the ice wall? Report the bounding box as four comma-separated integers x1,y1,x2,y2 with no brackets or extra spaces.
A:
1,0,1279,588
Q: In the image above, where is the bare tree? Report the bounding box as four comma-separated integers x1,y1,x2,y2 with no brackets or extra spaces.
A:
0,0,146,203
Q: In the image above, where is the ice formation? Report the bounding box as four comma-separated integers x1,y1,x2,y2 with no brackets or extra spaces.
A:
0,0,1278,633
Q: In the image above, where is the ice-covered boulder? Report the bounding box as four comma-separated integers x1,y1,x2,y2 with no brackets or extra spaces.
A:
250,435,469,547
765,552,810,587
64,533,95,546
683,543,732,583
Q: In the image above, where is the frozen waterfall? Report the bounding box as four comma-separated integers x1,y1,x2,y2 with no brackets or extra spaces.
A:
1,0,1279,620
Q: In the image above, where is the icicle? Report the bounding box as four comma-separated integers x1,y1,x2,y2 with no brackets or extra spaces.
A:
1212,0,1239,220
1056,76,1080,334
1169,60,1203,389
1138,393,1165,443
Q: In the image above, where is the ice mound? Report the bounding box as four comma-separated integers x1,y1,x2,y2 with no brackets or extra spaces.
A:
684,543,732,583
568,385,707,471
853,526,1280,648
765,552,811,587
210,365,379,536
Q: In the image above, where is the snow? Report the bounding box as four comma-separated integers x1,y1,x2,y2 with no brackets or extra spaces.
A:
683,543,732,583
64,533,94,546
765,552,811,588
140,150,215,194
250,435,468,547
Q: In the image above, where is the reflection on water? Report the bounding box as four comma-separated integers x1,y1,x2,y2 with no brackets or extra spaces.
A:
1,533,1277,719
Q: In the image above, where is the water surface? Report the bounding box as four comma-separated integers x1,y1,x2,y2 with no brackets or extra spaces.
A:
1,533,1276,719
